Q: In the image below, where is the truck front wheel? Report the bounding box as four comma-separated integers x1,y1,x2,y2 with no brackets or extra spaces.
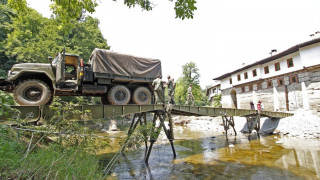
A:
14,79,52,106
132,87,151,105
107,85,131,105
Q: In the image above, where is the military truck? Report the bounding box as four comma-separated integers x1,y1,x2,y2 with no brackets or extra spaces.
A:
0,48,162,106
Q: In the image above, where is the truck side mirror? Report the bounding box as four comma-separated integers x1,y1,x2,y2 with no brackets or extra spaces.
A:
48,56,53,61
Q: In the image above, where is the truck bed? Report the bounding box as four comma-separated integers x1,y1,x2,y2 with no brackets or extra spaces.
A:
94,72,154,85
89,49,162,79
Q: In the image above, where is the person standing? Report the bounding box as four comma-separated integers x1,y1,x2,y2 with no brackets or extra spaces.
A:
185,84,195,106
167,76,175,105
257,101,262,113
152,75,164,104
250,101,255,110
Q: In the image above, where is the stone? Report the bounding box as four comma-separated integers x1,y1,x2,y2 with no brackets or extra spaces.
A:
311,76,320,82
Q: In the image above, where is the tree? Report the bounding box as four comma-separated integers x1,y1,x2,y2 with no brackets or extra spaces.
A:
4,7,109,64
0,3,16,77
8,0,197,22
174,62,208,106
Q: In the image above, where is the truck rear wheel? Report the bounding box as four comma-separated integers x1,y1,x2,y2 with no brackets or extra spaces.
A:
14,79,52,106
132,87,151,105
107,85,131,105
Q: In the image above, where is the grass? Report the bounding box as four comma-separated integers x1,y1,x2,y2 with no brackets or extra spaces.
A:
0,125,105,179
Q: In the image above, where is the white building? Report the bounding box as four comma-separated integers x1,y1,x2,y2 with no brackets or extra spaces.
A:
213,38,320,112
206,82,221,106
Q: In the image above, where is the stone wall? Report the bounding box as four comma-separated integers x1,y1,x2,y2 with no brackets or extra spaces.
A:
220,68,320,112
307,69,320,111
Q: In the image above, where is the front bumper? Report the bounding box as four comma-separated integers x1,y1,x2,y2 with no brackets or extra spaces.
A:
0,79,14,92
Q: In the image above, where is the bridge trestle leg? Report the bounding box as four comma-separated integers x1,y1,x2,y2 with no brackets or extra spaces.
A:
245,114,260,136
145,110,176,163
222,116,237,138
145,111,162,163
121,113,144,153
140,113,148,158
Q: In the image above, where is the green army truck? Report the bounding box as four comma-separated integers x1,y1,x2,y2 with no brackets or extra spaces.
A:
0,48,162,106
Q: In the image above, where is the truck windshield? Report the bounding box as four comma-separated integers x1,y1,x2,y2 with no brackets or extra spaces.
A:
52,54,61,65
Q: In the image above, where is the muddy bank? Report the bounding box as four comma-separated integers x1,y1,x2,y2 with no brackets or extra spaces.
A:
172,110,320,139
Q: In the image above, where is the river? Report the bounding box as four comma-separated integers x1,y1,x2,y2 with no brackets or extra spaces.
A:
97,120,320,180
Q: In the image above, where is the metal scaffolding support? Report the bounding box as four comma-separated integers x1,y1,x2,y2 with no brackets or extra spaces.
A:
120,108,176,164
245,113,261,135
222,115,237,138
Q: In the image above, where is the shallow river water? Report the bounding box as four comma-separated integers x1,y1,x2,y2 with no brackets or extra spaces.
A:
98,123,320,180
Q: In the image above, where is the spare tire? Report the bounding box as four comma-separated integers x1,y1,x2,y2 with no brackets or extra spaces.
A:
132,87,151,105
14,79,52,106
107,85,131,105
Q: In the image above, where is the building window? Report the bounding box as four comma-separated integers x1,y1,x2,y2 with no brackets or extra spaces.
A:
267,81,273,88
264,66,269,74
252,69,257,77
249,85,253,91
278,78,284,86
257,83,262,90
275,62,281,71
229,78,232,84
241,86,245,93
237,74,241,81
290,75,298,84
244,72,248,79
287,58,294,68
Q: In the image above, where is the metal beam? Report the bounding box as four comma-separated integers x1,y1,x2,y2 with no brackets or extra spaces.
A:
0,105,293,122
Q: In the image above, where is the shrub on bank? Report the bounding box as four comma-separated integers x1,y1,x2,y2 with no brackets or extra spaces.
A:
0,125,104,179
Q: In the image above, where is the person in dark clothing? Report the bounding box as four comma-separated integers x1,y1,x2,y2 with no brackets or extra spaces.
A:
250,101,255,110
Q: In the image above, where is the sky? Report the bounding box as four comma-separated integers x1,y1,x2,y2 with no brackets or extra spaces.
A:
27,0,320,88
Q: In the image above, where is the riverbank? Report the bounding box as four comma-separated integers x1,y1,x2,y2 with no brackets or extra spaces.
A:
172,110,320,139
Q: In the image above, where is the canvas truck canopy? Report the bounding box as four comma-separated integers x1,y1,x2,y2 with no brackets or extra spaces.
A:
89,48,162,78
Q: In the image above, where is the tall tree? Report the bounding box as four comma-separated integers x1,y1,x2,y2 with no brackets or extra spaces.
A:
175,62,208,106
0,3,15,77
4,7,109,64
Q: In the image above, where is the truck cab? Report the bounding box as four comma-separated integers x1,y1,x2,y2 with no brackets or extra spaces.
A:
53,52,82,91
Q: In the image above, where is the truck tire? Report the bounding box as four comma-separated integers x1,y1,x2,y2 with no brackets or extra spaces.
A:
100,96,109,105
14,79,52,106
107,85,131,105
132,87,151,105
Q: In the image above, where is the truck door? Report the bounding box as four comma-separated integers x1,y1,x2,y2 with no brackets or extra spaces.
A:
55,53,65,83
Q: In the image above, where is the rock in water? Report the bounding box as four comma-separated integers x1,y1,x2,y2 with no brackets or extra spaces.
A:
107,120,120,133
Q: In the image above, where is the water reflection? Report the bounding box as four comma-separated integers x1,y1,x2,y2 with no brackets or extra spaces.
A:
100,125,320,179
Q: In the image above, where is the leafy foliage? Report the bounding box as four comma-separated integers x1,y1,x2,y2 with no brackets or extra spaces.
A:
0,95,108,179
0,4,15,77
173,0,197,20
0,124,104,179
8,0,197,22
212,94,222,108
0,91,18,119
174,62,208,106
3,7,109,65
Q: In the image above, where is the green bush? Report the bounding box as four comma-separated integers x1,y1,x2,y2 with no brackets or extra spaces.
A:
0,125,104,179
